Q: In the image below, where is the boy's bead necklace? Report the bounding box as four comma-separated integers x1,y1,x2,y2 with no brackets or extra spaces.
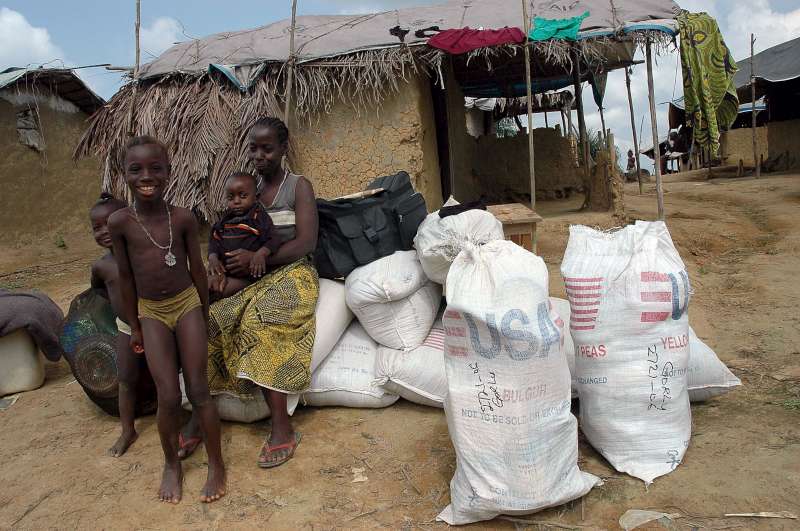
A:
132,201,176,267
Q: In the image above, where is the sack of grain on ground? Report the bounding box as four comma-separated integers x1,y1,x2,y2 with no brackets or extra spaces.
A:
438,240,598,525
302,321,399,409
375,316,447,408
561,221,692,484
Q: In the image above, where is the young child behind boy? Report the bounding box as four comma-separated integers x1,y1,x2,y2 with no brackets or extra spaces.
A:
89,192,142,458
207,172,280,299
109,135,225,504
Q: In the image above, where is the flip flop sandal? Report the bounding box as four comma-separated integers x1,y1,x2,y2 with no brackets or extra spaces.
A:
258,432,302,469
178,433,202,460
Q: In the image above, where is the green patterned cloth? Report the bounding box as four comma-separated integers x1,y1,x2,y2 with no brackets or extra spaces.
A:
677,10,739,156
207,259,318,396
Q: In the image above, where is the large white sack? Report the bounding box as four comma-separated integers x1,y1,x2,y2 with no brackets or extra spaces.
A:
346,252,442,350
312,279,354,373
413,197,504,286
561,220,691,484
0,329,45,396
180,377,301,423
303,322,399,408
687,328,741,402
438,240,598,526
375,319,447,408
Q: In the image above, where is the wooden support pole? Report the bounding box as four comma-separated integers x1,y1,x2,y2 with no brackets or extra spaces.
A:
751,33,760,178
127,0,141,136
544,111,549,128
560,109,567,136
572,44,590,206
284,0,299,129
522,0,536,209
645,39,665,220
625,67,644,194
599,105,607,142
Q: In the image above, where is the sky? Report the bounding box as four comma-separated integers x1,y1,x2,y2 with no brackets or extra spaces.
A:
3,0,799,171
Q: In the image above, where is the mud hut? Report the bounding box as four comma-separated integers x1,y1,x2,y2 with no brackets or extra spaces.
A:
0,67,105,243
74,0,681,221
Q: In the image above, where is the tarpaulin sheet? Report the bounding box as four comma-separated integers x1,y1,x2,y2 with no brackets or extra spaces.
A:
139,0,680,80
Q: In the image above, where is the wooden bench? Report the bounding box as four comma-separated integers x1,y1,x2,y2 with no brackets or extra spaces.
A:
486,203,544,254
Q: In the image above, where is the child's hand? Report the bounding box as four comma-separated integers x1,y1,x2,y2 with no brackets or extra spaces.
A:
207,255,226,278
130,329,145,355
250,252,267,278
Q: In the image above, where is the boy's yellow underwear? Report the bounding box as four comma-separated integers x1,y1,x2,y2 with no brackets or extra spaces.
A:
137,286,201,331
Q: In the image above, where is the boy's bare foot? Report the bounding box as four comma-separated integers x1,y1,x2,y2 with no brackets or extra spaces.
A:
200,465,226,503
108,430,138,458
158,463,183,504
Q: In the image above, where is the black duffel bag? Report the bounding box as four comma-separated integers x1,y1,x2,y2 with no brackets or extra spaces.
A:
314,171,427,279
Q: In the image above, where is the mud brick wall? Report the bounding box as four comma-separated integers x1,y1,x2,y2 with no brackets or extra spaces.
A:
291,73,443,210
0,90,100,244
720,126,768,166
767,119,800,168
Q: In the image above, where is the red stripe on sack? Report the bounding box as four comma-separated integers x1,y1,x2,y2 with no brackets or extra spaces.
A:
445,326,466,337
641,312,670,322
570,324,595,330
564,277,604,282
446,345,468,357
567,292,601,299
573,308,598,315
565,284,601,291
641,291,672,302
444,310,461,320
570,300,600,307
641,271,669,282
571,316,597,323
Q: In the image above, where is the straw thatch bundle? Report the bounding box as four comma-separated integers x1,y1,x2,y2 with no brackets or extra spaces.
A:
74,46,431,220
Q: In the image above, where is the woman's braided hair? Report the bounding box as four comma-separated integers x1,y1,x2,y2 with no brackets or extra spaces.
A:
250,117,289,144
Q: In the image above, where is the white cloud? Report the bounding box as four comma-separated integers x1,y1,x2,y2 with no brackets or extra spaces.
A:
0,8,65,69
140,17,182,59
724,0,800,60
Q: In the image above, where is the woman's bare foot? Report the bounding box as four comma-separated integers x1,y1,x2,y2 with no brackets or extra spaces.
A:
200,464,226,503
108,430,138,458
158,463,183,504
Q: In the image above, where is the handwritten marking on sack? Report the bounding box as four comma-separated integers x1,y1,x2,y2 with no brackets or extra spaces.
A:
640,270,690,322
469,362,503,412
647,344,673,411
666,449,682,469
453,302,560,360
564,277,603,331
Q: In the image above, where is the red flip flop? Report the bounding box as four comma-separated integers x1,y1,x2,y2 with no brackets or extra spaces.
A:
178,433,202,460
258,432,302,469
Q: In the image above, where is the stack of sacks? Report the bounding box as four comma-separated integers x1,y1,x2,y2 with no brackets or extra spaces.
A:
0,330,45,396
414,197,504,287
554,295,741,403
375,315,447,408
561,220,692,484
438,240,598,525
303,322,399,408
345,250,442,350
183,279,354,422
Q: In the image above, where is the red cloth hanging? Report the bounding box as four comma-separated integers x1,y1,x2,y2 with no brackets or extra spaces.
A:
427,27,525,55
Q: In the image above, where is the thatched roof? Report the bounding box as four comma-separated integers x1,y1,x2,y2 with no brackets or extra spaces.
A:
75,0,681,221
0,67,104,114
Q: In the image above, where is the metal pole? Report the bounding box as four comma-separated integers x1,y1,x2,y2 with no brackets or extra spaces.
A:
751,33,760,178
521,0,536,210
646,39,665,220
625,67,644,194
284,0,299,128
127,0,141,136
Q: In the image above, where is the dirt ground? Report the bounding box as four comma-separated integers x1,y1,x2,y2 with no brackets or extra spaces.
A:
1,173,799,530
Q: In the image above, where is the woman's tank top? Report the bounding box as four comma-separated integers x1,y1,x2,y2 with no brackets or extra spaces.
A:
261,171,300,244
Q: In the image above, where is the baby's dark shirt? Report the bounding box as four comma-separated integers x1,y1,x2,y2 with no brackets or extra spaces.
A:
209,204,280,274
